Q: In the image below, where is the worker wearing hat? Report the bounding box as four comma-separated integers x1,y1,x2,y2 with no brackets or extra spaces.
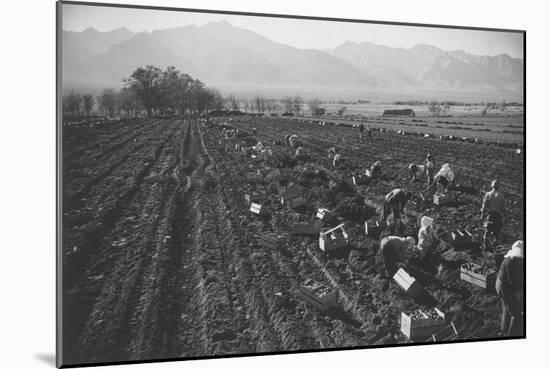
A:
417,216,441,256
380,236,417,276
481,179,506,251
495,240,524,337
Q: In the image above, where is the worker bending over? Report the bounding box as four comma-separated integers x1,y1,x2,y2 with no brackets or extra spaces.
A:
370,161,382,178
380,236,416,276
383,188,411,227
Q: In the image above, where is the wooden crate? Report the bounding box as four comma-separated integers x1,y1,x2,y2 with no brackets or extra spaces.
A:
244,193,264,204
393,268,426,300
316,208,336,224
256,233,287,250
449,229,474,249
250,203,265,216
433,193,454,206
319,224,348,252
460,262,496,289
280,186,303,205
291,223,321,235
425,322,459,342
401,308,446,341
297,279,337,312
246,173,264,184
289,197,306,209
364,220,387,237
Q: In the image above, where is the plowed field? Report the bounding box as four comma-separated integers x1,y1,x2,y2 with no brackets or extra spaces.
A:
61,116,524,365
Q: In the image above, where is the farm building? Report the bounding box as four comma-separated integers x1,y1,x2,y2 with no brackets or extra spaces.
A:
382,108,416,117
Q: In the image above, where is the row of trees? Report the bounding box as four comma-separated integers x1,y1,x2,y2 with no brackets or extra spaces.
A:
63,65,354,118
221,95,306,115
63,65,225,118
222,95,337,116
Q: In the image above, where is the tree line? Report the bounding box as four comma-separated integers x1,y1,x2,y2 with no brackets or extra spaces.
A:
63,65,224,118
63,64,349,119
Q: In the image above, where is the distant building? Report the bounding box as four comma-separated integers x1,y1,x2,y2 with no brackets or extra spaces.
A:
382,109,416,117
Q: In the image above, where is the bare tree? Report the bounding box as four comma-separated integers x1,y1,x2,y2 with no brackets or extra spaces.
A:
292,95,304,116
82,94,94,118
254,96,265,114
97,88,117,117
225,95,240,111
117,88,140,117
64,91,83,118
307,98,323,116
281,96,294,114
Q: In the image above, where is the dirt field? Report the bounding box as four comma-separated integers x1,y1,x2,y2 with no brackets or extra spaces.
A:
61,116,524,365
295,115,524,145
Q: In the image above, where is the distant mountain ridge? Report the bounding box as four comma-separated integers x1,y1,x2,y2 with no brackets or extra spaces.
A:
62,21,523,100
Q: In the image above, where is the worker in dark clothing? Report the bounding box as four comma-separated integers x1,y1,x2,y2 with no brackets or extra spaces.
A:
370,161,382,178
367,124,372,139
383,188,412,226
425,154,435,184
481,179,506,251
359,123,365,140
252,127,257,136
379,236,416,276
495,240,524,337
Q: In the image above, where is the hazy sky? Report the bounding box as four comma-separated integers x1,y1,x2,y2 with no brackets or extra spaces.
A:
62,3,524,58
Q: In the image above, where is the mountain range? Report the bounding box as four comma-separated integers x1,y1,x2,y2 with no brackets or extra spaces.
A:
62,21,523,101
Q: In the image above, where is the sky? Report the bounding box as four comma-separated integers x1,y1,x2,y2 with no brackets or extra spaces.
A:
62,3,524,58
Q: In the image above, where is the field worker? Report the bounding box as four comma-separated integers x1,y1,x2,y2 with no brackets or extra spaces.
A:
417,216,441,256
370,161,382,178
288,134,298,149
260,148,273,161
367,124,372,139
495,240,524,337
254,141,265,153
425,154,435,184
359,123,365,139
380,236,416,276
383,188,412,225
481,179,506,251
408,163,426,181
327,147,337,161
333,152,343,168
432,163,455,192
295,146,308,160
252,127,257,136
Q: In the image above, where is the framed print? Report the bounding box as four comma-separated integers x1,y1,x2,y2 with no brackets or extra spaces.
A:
57,1,525,367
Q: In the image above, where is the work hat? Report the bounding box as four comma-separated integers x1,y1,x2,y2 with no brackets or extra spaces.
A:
426,153,432,159
421,216,434,228
406,236,415,247
505,240,524,259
